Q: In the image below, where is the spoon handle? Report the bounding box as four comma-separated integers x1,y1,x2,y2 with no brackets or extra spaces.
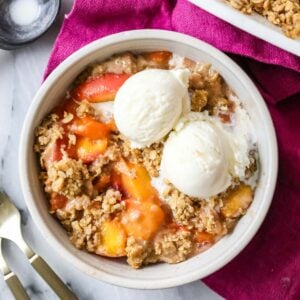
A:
30,254,78,300
6,273,30,300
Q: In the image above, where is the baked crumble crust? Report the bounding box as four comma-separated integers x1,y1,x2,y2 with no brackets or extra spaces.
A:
45,157,90,197
34,51,258,269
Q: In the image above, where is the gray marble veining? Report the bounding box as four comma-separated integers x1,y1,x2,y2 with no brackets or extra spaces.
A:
0,1,222,299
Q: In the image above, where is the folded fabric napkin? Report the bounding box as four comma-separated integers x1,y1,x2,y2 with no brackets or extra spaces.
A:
44,0,300,298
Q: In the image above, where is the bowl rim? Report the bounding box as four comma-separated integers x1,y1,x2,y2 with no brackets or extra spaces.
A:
19,29,278,289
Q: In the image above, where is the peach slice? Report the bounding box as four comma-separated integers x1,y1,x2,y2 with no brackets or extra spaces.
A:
76,137,107,163
50,193,68,211
144,51,172,65
98,220,127,257
221,184,253,218
114,160,166,240
94,174,111,192
71,73,131,103
122,199,165,241
70,116,113,140
195,231,215,246
115,160,155,201
42,135,77,168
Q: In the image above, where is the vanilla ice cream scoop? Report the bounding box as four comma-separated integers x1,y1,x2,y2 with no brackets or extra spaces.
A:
114,68,190,148
160,113,232,199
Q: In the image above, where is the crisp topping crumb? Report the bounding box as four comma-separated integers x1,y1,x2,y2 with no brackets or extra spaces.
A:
34,51,257,269
45,158,89,197
226,0,300,38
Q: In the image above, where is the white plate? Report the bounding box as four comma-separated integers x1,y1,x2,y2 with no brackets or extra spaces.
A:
189,0,300,57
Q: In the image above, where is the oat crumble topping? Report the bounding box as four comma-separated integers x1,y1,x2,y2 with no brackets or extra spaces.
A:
76,100,95,118
45,158,90,197
34,114,63,153
34,51,258,269
226,0,300,38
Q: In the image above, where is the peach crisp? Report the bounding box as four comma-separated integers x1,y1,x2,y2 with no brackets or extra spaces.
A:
35,51,258,268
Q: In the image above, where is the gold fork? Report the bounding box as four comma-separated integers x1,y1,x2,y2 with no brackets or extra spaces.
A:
0,192,78,300
0,238,29,299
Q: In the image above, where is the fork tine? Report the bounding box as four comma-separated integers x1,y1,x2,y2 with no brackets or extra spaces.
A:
0,238,10,276
0,238,30,300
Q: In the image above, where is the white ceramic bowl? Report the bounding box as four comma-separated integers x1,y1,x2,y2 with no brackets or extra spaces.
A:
19,30,278,289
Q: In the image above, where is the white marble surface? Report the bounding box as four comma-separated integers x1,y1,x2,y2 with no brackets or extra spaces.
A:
0,1,222,299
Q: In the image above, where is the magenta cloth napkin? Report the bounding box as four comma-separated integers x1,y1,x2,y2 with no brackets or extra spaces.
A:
44,0,300,298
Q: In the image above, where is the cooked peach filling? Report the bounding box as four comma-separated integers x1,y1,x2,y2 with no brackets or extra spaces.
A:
35,51,257,268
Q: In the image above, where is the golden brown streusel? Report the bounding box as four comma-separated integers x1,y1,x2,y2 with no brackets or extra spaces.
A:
88,136,124,177
62,112,74,124
126,237,154,269
108,134,163,177
126,142,163,177
76,100,95,118
55,195,90,224
67,133,77,148
140,144,163,177
62,189,124,251
227,0,253,13
187,62,234,117
163,182,226,235
225,0,300,38
200,204,224,235
95,188,124,216
34,114,63,153
69,202,104,251
44,158,90,197
91,52,138,76
163,182,204,230
191,89,208,112
126,229,194,268
152,229,194,264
